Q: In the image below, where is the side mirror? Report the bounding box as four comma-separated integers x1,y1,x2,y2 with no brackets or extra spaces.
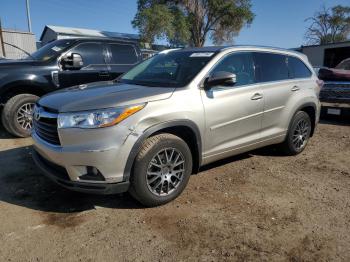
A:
61,53,83,70
204,71,236,90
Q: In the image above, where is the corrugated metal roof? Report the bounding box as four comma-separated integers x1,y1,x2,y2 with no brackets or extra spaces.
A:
301,40,350,49
40,25,140,41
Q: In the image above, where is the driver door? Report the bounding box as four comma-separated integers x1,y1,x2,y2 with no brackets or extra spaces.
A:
58,42,109,88
200,52,264,158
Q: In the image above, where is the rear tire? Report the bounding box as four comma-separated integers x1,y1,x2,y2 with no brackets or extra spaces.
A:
129,133,193,207
1,94,39,138
280,111,312,155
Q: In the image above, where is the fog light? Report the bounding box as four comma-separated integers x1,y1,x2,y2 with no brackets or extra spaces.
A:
79,166,105,181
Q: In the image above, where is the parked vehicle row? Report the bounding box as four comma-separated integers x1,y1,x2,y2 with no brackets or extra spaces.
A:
31,46,321,206
0,38,142,137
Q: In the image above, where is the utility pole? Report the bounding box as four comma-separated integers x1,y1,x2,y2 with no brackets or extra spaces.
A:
0,18,6,57
25,0,32,32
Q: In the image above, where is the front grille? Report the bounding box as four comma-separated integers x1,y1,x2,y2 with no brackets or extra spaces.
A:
320,82,350,102
33,106,60,145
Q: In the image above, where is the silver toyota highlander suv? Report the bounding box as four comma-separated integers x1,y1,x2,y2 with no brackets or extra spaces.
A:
32,46,321,206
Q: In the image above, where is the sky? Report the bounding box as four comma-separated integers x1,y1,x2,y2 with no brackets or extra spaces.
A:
0,0,349,48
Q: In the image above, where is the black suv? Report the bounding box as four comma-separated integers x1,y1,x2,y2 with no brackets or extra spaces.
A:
0,38,142,137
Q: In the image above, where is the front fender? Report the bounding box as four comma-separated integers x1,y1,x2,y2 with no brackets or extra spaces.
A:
0,74,54,101
122,119,202,181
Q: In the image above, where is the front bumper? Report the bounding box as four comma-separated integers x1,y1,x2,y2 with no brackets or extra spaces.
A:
31,123,136,184
320,102,350,116
321,101,350,109
32,150,130,194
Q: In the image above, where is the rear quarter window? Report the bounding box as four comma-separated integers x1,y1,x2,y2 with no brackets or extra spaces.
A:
254,52,289,83
288,56,312,79
109,44,138,65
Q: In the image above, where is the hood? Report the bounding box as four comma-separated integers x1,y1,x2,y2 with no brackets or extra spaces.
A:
38,81,175,112
0,59,42,68
319,67,350,81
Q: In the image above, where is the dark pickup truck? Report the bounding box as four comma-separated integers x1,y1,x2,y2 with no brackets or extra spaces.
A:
0,38,142,137
318,58,350,117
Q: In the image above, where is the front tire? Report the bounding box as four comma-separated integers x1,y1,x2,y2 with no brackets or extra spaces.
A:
1,94,39,137
129,133,193,207
281,111,312,155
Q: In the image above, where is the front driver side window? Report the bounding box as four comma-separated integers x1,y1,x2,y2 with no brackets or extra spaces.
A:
211,52,256,87
67,43,105,68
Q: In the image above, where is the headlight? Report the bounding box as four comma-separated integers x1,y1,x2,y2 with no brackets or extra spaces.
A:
58,104,145,129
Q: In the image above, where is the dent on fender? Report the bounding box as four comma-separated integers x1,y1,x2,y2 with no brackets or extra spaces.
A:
82,125,134,152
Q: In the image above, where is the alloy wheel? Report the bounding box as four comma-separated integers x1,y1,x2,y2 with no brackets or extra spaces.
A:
292,119,310,151
146,147,185,196
16,102,35,130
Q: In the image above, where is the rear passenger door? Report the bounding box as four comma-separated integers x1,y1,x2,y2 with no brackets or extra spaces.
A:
288,55,313,92
106,43,139,80
254,52,293,139
59,42,110,87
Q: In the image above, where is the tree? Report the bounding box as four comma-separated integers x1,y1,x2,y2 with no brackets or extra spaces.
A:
305,5,350,45
132,0,254,47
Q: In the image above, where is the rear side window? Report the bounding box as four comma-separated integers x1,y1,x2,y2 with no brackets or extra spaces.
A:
109,44,138,65
69,43,105,66
254,53,289,82
288,56,312,79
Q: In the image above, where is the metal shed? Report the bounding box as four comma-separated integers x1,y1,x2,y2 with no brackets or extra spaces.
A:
0,29,36,59
300,41,350,68
39,25,140,46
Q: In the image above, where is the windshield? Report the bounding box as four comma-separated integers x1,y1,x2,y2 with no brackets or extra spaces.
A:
335,59,350,70
120,51,216,87
30,39,75,61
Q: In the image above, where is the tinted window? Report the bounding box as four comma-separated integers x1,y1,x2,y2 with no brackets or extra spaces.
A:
109,44,138,64
254,53,289,82
121,51,214,87
288,56,312,79
211,52,256,87
69,43,105,66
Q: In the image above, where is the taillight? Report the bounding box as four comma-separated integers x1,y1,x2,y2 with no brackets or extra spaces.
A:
316,79,324,89
315,79,324,97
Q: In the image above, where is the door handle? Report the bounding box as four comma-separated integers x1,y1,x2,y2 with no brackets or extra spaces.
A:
291,85,300,91
99,71,110,77
251,93,263,100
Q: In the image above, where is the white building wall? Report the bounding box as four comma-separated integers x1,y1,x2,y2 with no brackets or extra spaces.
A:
0,29,36,59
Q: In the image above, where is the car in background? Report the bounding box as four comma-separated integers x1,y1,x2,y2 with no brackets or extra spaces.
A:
0,38,142,137
317,58,350,117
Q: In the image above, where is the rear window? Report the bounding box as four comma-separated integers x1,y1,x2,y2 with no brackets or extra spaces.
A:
109,44,138,65
288,56,312,79
254,53,289,82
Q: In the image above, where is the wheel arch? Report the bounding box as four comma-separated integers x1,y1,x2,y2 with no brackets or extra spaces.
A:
292,102,317,137
123,120,202,181
0,83,47,104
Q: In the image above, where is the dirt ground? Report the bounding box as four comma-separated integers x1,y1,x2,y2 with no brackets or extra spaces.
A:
0,117,349,262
